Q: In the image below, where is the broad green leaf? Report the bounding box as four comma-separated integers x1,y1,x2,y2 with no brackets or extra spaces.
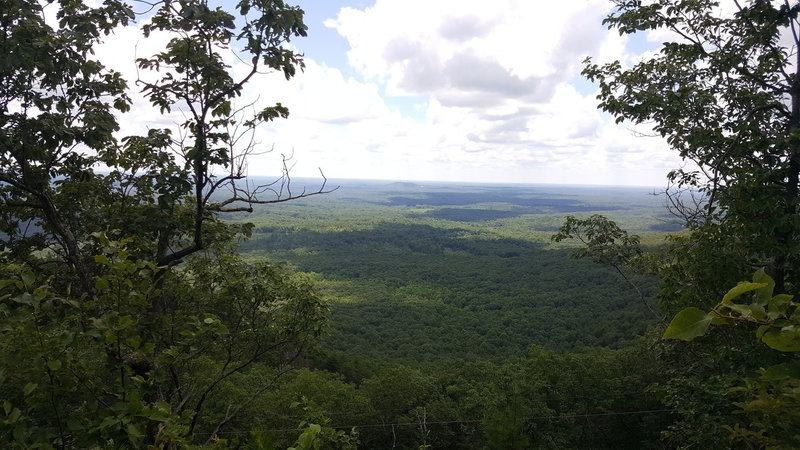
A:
95,277,109,291
296,423,322,450
663,307,714,340
126,423,143,440
752,267,771,284
760,362,800,381
117,315,136,329
710,315,730,325
47,359,62,371
768,293,794,319
752,268,775,303
760,326,800,352
12,292,36,306
33,288,49,300
125,337,141,349
23,382,37,396
20,270,35,288
94,254,111,265
722,282,768,304
748,303,767,321
726,303,754,317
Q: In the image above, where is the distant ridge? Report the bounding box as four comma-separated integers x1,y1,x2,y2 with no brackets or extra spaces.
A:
387,181,421,188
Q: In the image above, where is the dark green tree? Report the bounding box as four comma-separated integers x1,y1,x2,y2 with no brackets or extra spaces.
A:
1,0,331,279
0,0,332,447
584,0,800,301
577,1,800,447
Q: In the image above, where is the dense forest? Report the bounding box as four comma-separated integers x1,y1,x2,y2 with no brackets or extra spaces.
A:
234,182,665,362
2,0,800,449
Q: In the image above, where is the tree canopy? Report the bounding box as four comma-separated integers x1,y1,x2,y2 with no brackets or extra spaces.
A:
0,0,334,446
584,0,800,298
577,1,800,447
4,0,800,448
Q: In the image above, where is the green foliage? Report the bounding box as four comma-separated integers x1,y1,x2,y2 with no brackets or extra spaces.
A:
727,364,800,448
481,376,532,450
662,307,715,340
0,237,327,448
309,344,668,449
236,187,664,362
1,0,318,272
665,269,800,352
580,2,800,447
287,401,359,450
224,183,672,447
552,214,662,320
663,269,800,447
552,214,642,267
585,0,800,295
18,0,800,447
0,0,331,446
651,373,743,449
0,237,191,448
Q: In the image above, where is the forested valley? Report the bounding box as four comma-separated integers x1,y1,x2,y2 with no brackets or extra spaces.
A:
2,0,800,449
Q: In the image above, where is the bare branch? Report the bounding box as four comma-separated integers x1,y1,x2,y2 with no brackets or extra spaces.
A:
656,174,712,226
207,156,339,213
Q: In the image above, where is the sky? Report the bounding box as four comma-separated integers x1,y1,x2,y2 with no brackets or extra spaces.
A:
99,0,691,187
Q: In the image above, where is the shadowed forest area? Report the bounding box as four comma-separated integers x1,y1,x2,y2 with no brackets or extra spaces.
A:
235,182,664,363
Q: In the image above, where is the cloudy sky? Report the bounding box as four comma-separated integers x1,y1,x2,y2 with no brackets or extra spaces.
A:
104,0,687,186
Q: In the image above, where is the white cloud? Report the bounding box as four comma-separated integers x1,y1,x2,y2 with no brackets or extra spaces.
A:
94,1,690,186
309,0,678,185
327,0,618,96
